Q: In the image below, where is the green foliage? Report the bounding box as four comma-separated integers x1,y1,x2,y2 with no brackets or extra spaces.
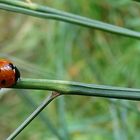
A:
0,0,140,140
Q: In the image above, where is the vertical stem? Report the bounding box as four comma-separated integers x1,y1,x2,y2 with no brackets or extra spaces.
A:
110,101,121,140
57,97,70,140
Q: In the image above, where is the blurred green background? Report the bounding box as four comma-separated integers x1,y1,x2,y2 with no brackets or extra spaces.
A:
0,0,140,140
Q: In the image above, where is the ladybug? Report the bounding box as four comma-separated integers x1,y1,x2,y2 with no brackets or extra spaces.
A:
0,59,20,88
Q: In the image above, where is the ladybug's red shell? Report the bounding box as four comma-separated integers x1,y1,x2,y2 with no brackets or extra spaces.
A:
0,59,20,88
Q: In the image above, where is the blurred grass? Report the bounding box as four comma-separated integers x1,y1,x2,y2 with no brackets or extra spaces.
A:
0,0,140,140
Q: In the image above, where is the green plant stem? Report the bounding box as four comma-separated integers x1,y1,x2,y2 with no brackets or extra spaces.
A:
18,91,64,140
11,78,140,100
6,92,60,140
0,0,140,39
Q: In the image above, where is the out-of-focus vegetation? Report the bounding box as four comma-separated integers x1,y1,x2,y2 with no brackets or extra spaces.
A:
0,0,140,140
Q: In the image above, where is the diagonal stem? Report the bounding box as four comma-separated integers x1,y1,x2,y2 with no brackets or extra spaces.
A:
0,0,140,39
18,91,64,140
6,92,60,140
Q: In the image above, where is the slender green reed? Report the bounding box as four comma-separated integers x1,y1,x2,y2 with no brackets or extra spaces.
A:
12,78,140,100
6,92,60,140
0,0,140,39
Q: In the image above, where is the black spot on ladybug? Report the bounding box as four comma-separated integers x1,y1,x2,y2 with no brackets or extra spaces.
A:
8,63,15,70
1,79,6,85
